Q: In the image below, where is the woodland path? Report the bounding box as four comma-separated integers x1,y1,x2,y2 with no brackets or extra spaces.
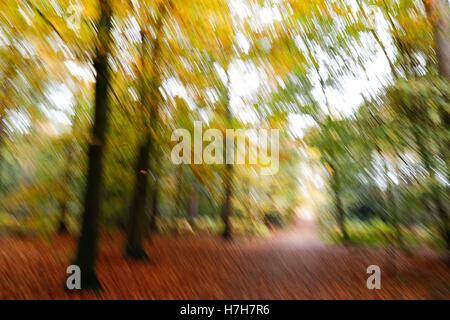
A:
0,217,449,299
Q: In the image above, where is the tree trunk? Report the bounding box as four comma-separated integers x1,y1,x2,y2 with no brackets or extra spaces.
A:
73,0,112,291
222,165,233,239
413,127,450,251
126,135,151,259
175,165,184,215
379,150,403,247
147,109,162,235
126,4,166,255
57,201,69,234
188,182,199,225
424,0,450,79
330,162,349,242
0,123,5,199
148,174,160,233
423,0,450,177
57,142,75,235
221,77,233,240
424,0,450,254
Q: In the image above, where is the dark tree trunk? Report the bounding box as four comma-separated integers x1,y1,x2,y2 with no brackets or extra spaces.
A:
148,175,160,233
57,201,69,234
126,135,151,260
221,77,233,240
147,115,161,235
73,0,112,291
222,164,233,239
424,0,450,79
432,190,450,252
126,5,166,251
57,142,75,235
330,162,349,242
188,182,199,225
0,123,5,199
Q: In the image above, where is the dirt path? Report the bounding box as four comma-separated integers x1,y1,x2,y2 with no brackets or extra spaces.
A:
270,215,322,247
0,223,449,299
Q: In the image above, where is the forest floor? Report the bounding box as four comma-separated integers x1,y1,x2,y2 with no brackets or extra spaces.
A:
0,218,449,299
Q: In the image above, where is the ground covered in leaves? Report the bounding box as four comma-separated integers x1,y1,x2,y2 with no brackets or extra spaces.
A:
0,222,449,299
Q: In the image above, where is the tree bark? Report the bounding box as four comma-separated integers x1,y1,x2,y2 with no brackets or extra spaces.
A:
126,134,151,259
175,165,184,215
329,162,349,242
0,122,5,199
423,0,450,173
221,77,233,240
148,173,160,234
57,141,76,235
413,127,450,251
73,0,112,291
126,4,166,255
222,165,233,239
424,0,450,78
188,182,199,225
147,107,162,236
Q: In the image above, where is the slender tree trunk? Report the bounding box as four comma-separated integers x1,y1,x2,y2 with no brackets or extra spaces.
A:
0,122,5,199
329,162,349,242
126,25,153,256
222,166,233,239
126,134,151,259
424,0,450,254
148,172,160,233
188,182,199,225
57,142,75,235
221,77,233,240
431,186,449,251
413,127,450,251
175,165,184,215
148,107,162,235
222,117,233,239
379,150,403,247
423,0,450,173
57,201,69,234
424,0,450,79
126,4,167,255
73,0,112,291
